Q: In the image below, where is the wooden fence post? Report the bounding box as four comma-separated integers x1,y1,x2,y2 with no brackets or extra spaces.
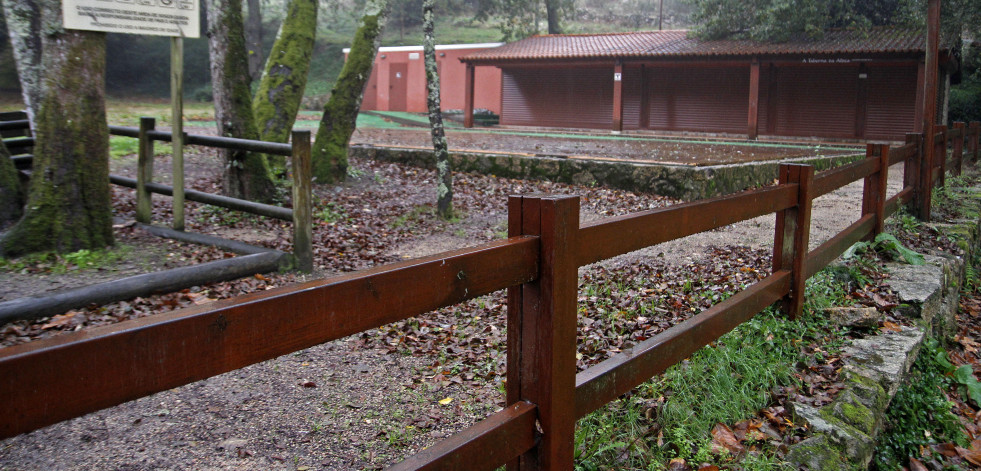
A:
953,122,966,176
918,127,935,221
904,133,922,216
291,130,313,273
507,194,579,471
136,117,156,224
772,164,814,320
862,144,890,237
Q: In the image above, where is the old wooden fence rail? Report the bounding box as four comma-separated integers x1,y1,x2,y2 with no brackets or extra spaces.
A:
0,113,313,271
0,121,979,470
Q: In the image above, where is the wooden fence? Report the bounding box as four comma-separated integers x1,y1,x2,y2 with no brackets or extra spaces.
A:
0,121,979,470
0,113,314,271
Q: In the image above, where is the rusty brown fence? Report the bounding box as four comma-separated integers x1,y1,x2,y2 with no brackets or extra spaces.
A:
0,122,978,470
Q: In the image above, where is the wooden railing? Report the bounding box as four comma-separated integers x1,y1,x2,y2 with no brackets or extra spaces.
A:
0,113,314,271
0,121,978,470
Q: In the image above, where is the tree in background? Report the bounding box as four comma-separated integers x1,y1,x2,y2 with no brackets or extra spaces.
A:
252,0,317,173
686,0,920,41
2,0,41,127
423,0,452,218
0,139,22,228
206,0,278,202
311,0,388,184
0,0,112,256
474,0,572,40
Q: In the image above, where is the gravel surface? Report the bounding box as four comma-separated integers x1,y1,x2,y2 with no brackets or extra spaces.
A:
0,132,905,470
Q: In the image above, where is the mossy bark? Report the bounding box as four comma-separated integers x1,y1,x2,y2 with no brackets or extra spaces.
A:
0,11,112,256
206,0,277,202
0,139,23,227
422,0,451,219
311,0,388,184
252,0,317,173
2,0,42,127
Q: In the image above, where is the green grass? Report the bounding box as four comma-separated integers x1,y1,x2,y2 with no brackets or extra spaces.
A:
109,135,173,159
573,267,854,470
0,245,134,274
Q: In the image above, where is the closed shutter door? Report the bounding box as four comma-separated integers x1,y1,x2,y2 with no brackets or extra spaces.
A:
770,65,859,138
865,65,917,140
501,67,613,129
622,66,643,130
647,65,749,133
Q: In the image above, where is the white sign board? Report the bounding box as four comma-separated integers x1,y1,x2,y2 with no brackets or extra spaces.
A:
63,0,200,38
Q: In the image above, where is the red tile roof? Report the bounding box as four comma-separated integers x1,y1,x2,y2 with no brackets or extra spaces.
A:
461,28,925,64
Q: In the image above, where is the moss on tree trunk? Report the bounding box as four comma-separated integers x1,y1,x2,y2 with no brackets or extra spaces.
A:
207,0,277,202
311,0,387,184
422,0,452,219
252,0,317,174
0,139,23,227
0,25,112,256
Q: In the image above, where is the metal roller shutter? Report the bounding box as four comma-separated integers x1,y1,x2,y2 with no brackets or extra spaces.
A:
647,65,749,133
501,67,613,129
769,65,859,138
865,65,918,140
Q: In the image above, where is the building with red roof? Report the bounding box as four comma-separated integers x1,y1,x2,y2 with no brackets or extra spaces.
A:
459,28,950,140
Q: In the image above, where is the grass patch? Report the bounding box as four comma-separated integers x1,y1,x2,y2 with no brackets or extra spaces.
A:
109,135,173,159
0,245,134,274
574,267,854,470
873,338,966,470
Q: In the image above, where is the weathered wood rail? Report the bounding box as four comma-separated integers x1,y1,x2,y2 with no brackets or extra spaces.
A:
0,113,313,272
0,120,979,470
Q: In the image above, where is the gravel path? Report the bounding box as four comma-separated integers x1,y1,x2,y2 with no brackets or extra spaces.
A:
0,159,905,470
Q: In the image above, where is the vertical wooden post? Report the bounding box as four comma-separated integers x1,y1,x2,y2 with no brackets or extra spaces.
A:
862,144,890,236
464,64,475,128
612,60,624,133
291,130,313,273
747,58,760,140
136,117,156,224
953,121,965,176
904,133,922,215
918,0,940,221
970,121,980,162
171,36,185,231
507,194,579,471
772,164,814,320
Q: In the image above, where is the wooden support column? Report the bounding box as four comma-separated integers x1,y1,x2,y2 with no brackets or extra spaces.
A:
953,122,965,176
936,124,947,188
918,0,940,221
464,63,475,128
772,164,814,320
855,64,869,139
291,130,313,273
507,195,579,471
612,60,624,133
862,144,890,237
904,133,923,215
136,117,156,224
748,58,760,140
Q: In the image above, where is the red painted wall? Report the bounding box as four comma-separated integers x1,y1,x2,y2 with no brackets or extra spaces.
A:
349,43,503,114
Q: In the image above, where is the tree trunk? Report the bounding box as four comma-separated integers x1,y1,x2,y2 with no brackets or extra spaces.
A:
245,0,263,82
206,0,278,202
545,0,562,34
252,0,317,173
311,0,388,184
0,0,112,256
422,0,451,219
0,138,23,228
2,0,42,127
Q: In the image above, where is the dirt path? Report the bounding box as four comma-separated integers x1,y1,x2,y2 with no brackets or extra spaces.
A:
0,149,905,470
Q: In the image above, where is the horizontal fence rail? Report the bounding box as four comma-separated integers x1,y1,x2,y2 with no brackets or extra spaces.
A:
0,118,978,470
0,236,540,438
108,125,293,155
